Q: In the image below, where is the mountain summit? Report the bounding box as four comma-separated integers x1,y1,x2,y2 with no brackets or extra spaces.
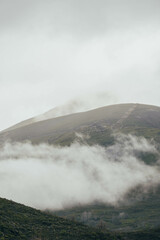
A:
0,103,160,145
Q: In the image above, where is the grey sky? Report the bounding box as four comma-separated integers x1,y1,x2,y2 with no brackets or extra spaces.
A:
0,0,160,130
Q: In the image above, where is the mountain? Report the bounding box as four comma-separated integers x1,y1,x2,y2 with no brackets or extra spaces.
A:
1,103,160,145
0,103,160,236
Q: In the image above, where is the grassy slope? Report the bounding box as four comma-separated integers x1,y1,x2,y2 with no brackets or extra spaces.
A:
0,197,160,240
121,228,160,240
0,197,122,240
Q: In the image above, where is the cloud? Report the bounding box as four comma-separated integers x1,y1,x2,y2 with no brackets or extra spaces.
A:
0,134,159,210
1,0,160,37
0,0,160,131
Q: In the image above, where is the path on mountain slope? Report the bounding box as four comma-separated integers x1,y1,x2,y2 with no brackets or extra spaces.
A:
111,104,137,130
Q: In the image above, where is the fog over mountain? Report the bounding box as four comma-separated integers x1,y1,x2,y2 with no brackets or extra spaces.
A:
0,134,159,210
1,102,159,211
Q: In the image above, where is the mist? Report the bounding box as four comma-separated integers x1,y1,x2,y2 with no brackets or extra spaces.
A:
35,92,117,121
0,0,160,130
0,134,159,210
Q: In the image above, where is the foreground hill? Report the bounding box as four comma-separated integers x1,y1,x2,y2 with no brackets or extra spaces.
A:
0,197,160,240
0,197,121,240
0,103,160,145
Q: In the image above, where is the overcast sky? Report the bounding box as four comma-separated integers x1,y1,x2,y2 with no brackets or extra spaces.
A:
0,0,160,130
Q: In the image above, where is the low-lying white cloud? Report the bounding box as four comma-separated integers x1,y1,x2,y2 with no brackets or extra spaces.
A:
0,135,159,210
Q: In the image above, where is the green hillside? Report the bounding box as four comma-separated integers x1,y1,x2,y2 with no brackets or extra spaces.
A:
0,197,160,240
0,197,121,240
